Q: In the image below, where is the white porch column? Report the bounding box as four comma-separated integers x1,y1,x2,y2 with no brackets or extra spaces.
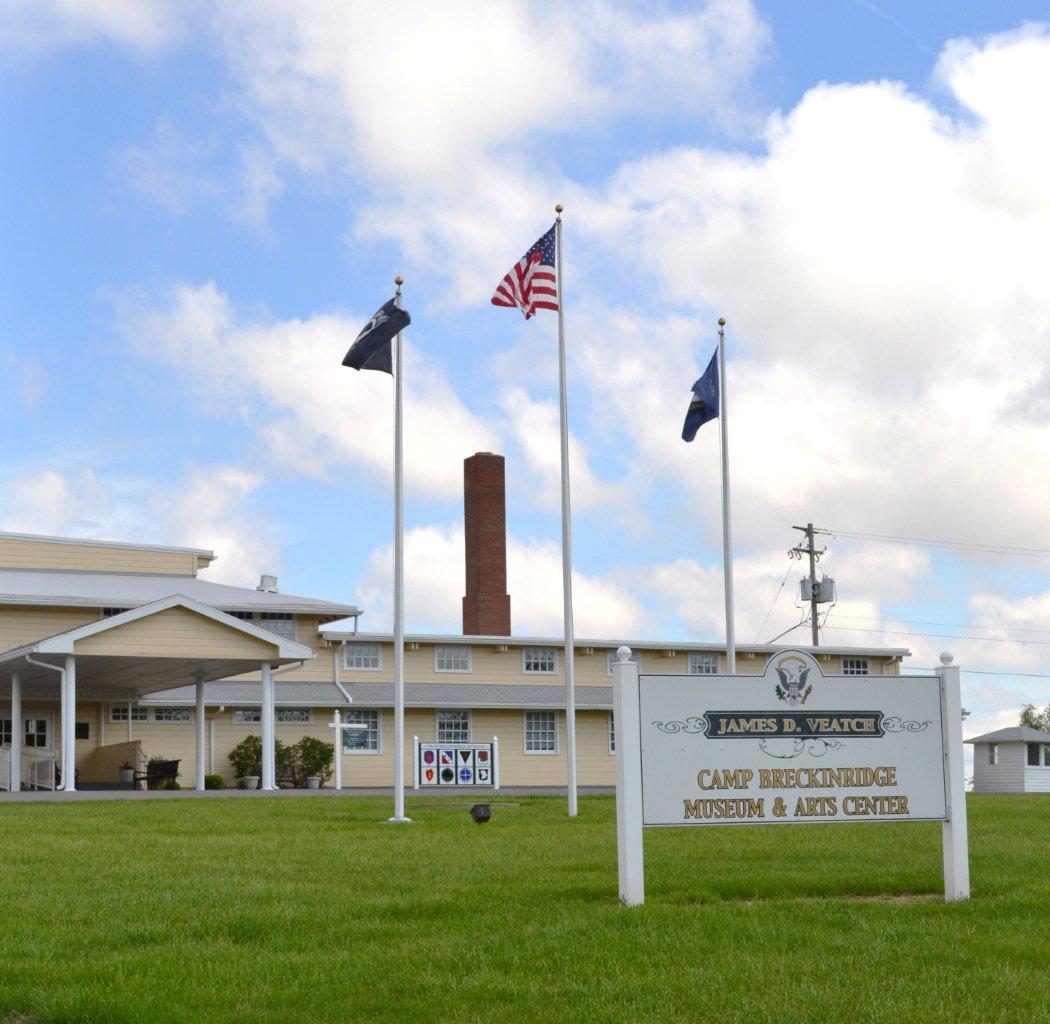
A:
10,672,21,792
260,663,276,791
62,656,76,792
195,677,207,791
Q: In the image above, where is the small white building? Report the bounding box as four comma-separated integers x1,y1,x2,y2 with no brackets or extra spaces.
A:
965,727,1050,794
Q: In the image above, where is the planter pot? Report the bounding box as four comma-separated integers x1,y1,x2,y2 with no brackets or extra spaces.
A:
306,776,321,790
118,768,135,784
244,776,260,790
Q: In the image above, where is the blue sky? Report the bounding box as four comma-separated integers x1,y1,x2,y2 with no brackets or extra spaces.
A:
3,1,1050,748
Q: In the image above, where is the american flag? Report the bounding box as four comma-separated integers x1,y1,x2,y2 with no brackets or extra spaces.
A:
491,224,558,319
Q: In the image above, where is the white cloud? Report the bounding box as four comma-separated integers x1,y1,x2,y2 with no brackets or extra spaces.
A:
117,281,500,500
0,0,184,53
360,522,647,636
0,464,275,587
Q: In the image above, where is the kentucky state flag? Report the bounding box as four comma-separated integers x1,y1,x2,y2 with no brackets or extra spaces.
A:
681,350,719,442
341,298,411,374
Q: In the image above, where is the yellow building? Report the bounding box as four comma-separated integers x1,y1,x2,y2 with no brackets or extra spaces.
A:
0,528,907,793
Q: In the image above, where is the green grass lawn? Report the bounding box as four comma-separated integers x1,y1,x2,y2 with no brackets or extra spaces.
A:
0,795,1046,1023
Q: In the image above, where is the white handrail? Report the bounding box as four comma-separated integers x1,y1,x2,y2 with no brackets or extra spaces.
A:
1,744,57,791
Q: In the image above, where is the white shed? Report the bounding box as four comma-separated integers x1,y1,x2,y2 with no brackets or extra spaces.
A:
965,727,1050,794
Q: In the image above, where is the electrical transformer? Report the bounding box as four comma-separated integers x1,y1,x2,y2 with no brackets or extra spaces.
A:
801,577,837,603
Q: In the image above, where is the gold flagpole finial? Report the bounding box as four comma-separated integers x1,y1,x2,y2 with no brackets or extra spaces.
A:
394,276,404,287
554,203,564,214
717,316,726,327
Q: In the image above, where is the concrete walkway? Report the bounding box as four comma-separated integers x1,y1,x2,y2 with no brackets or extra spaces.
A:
1,785,614,803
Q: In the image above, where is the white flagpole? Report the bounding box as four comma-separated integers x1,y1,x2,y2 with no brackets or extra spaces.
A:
554,204,579,817
717,316,736,674
389,275,410,823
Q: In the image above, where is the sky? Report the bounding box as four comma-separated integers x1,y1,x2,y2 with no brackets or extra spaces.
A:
2,0,1050,759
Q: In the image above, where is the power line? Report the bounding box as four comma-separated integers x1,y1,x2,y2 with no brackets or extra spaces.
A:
910,667,1050,680
753,562,793,644
829,613,1050,636
822,623,1050,648
815,527,1050,560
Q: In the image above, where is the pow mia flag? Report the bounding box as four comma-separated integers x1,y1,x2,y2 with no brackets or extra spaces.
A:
681,349,719,442
341,298,411,374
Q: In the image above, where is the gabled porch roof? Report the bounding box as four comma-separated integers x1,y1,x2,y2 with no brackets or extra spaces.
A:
0,594,315,699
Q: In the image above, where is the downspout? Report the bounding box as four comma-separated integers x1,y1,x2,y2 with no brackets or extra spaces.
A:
333,640,352,704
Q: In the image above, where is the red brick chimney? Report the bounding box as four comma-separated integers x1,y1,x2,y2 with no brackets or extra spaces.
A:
462,452,511,636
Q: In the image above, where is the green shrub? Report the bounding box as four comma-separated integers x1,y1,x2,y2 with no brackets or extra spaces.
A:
227,734,295,779
204,774,226,790
293,736,334,786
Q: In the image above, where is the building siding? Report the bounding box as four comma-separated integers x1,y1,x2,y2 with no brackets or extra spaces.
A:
0,537,201,575
971,742,1027,794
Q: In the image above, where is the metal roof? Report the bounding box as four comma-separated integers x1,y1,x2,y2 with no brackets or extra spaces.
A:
0,568,359,617
141,679,614,710
964,726,1050,744
318,628,909,658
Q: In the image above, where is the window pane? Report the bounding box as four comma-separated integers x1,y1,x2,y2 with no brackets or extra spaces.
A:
110,706,148,723
437,710,470,744
226,610,255,622
153,708,190,722
233,710,262,724
842,658,870,676
343,710,379,752
989,744,998,765
260,613,295,639
276,709,312,725
435,646,471,672
609,712,615,754
523,647,557,674
1028,743,1041,767
0,719,11,745
345,643,381,670
525,711,557,752
688,653,718,675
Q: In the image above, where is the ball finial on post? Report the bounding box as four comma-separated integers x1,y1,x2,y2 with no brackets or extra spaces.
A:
616,645,632,663
554,203,564,214
717,316,726,326
940,651,954,666
394,275,404,287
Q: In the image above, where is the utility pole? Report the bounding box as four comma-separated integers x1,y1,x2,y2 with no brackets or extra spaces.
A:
790,523,825,646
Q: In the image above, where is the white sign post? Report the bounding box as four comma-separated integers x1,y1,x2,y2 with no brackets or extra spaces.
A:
611,646,970,906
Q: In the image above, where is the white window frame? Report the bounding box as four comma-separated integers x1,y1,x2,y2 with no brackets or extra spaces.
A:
344,642,382,671
259,612,296,640
152,707,191,723
842,657,870,676
343,709,381,754
436,709,471,744
522,647,558,675
606,650,640,676
110,706,148,723
608,711,615,755
434,645,472,673
688,652,719,675
523,710,558,755
989,743,998,765
276,708,313,725
233,709,262,725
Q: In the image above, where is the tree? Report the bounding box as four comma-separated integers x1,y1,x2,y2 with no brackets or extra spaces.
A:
1019,703,1050,731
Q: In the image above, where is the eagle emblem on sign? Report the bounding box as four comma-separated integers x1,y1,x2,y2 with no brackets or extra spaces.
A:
774,655,812,706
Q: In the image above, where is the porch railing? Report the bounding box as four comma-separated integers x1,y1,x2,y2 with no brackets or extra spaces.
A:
0,745,58,791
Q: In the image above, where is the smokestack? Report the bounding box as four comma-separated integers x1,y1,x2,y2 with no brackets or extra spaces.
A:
462,452,511,636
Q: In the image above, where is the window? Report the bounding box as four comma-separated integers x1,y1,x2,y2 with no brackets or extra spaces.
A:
153,708,190,723
842,657,870,676
1045,745,1050,767
606,650,640,675
609,712,615,755
523,647,557,674
277,709,312,725
25,719,48,748
110,706,148,723
260,613,296,640
74,722,90,740
989,743,999,765
524,711,557,753
0,719,10,745
226,610,255,622
435,645,471,673
343,709,380,753
688,653,718,675
436,710,470,744
233,710,262,724
1028,743,1041,766
101,607,130,618
345,642,381,671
